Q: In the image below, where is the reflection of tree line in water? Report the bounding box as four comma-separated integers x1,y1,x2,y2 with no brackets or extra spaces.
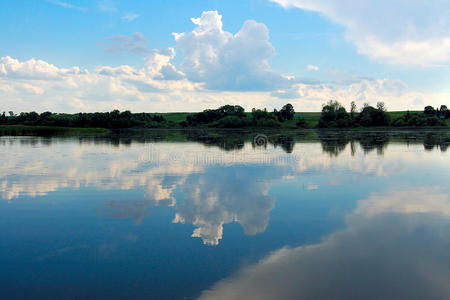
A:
317,132,448,155
105,130,450,154
4,129,448,154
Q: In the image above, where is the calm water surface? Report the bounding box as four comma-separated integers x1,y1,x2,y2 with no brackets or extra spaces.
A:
0,130,449,299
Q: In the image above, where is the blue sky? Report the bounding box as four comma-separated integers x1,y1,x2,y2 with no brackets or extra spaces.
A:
0,0,449,112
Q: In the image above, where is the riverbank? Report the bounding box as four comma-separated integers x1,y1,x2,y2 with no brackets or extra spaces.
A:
0,125,110,136
156,111,449,128
0,110,448,135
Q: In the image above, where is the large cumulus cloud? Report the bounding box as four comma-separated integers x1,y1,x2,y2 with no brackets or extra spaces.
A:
174,11,294,91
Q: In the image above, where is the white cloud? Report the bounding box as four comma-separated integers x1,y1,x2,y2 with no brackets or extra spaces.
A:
47,0,86,11
0,56,86,80
121,13,140,22
270,0,450,66
1,55,448,112
1,11,449,112
143,48,185,80
273,78,450,111
173,11,294,91
98,0,116,12
307,65,319,71
0,55,197,112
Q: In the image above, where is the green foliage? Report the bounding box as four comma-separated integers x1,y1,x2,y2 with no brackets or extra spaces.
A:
296,116,308,128
3,102,447,130
0,111,6,124
439,105,449,119
187,104,294,128
275,103,295,122
350,101,357,117
0,125,109,136
187,105,246,126
424,106,436,115
317,100,406,128
251,108,270,121
376,101,387,112
211,116,252,128
318,100,355,128
358,106,390,126
2,110,167,128
392,111,446,127
254,117,281,128
251,108,280,127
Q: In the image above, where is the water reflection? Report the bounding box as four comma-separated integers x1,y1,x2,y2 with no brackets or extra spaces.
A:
199,188,450,300
1,130,449,247
174,166,277,245
1,130,450,299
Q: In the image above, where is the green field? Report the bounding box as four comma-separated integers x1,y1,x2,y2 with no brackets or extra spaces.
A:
156,112,192,123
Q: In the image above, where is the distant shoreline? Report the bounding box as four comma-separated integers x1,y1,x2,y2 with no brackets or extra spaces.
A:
1,107,449,135
1,123,449,138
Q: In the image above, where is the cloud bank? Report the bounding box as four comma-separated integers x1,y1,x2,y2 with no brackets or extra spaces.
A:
1,11,448,112
270,0,450,66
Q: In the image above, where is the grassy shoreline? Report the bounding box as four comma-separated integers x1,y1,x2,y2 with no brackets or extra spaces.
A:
0,110,448,136
0,125,110,136
1,124,448,139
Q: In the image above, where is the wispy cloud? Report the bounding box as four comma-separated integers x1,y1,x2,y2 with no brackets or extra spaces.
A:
47,0,87,11
101,32,150,55
122,13,140,22
270,0,450,66
307,65,319,71
98,0,117,12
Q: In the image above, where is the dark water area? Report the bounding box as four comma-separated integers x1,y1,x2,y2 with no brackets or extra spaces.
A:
0,130,449,299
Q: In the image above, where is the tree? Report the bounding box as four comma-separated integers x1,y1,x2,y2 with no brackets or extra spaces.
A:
376,101,387,112
359,105,390,126
251,108,269,120
279,103,295,121
424,106,436,115
350,101,357,117
440,105,449,119
0,112,6,124
318,100,351,128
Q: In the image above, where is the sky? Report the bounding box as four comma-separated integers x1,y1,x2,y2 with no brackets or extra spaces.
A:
0,0,449,112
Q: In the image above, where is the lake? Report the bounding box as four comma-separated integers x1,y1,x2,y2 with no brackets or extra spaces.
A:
1,130,449,299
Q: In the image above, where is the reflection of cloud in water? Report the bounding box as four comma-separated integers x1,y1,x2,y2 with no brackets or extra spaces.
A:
173,166,277,245
1,138,449,248
0,138,442,201
199,189,450,299
356,187,450,217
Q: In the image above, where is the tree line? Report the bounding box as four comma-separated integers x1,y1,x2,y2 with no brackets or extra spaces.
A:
1,101,448,129
0,110,169,128
318,101,449,128
184,104,297,128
